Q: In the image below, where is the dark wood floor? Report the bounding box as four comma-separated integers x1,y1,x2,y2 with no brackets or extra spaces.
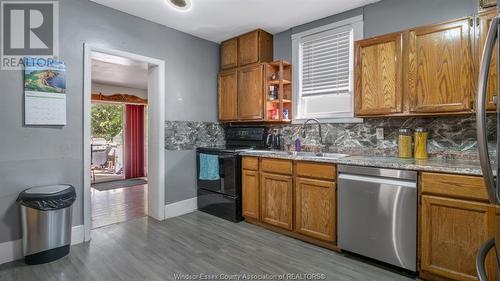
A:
91,183,147,229
0,211,414,281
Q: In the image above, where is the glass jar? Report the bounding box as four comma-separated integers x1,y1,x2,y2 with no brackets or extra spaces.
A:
398,128,413,158
414,127,429,160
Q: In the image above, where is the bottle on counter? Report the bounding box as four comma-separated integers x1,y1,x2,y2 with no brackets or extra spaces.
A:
414,127,429,160
295,138,302,152
398,128,413,159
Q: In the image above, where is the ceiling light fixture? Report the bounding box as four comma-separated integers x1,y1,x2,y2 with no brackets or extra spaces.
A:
166,0,192,12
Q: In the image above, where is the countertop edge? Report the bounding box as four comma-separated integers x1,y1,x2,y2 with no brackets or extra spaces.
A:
239,151,485,177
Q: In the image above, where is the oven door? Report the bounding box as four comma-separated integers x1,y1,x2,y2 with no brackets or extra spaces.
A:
196,150,239,198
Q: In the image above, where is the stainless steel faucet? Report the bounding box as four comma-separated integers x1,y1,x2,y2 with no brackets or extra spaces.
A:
301,118,323,145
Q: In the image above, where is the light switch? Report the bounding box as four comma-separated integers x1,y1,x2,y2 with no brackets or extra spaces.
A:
376,128,384,140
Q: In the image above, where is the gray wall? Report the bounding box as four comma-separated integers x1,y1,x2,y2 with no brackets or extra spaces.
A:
274,0,479,62
0,0,219,243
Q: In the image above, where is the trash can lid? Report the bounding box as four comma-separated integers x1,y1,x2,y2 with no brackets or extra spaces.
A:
18,185,75,200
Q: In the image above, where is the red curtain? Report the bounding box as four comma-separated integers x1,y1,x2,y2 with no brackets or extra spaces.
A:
125,104,145,179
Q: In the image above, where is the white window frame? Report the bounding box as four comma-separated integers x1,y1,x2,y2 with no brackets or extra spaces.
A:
292,15,364,124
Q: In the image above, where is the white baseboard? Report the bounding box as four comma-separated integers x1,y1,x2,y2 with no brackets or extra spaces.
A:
164,197,197,219
71,225,84,245
0,239,22,265
0,225,84,265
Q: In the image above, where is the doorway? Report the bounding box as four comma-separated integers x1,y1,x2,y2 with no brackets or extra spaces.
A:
90,100,148,228
83,45,165,240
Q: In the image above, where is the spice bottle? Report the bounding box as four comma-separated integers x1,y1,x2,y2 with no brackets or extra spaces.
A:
398,128,412,158
414,127,429,160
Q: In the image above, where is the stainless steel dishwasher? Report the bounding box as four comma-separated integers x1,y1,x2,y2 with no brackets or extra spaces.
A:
338,165,417,272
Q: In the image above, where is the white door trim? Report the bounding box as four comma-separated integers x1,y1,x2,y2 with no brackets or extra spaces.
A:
83,44,166,242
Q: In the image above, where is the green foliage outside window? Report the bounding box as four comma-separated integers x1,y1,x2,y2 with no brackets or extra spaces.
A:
91,104,123,141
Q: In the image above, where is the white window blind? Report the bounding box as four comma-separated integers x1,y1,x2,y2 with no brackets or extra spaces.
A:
301,29,352,97
292,15,363,122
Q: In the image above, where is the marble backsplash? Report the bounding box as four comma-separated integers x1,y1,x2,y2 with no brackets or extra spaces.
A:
271,115,498,160
165,116,497,160
165,121,225,150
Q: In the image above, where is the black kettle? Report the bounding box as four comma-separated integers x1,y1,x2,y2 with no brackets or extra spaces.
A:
266,130,282,150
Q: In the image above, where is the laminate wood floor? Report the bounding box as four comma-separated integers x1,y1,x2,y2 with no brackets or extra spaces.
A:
91,183,147,229
0,211,415,281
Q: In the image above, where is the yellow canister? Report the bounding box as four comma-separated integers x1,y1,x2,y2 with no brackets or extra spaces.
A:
398,128,413,158
414,128,429,160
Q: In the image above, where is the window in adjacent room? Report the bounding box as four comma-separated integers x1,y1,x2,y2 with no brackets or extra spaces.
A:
292,15,363,122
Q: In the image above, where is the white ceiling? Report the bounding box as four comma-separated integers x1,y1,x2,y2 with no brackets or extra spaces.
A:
89,0,380,43
91,52,149,90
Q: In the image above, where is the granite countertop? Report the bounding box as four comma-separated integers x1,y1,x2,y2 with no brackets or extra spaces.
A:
239,150,492,177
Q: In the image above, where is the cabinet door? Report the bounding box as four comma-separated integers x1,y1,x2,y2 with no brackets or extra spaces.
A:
238,65,264,120
242,169,259,220
407,19,473,113
355,32,403,116
238,30,260,66
478,10,498,111
420,195,496,281
295,177,336,242
260,172,293,230
221,38,238,70
218,70,238,121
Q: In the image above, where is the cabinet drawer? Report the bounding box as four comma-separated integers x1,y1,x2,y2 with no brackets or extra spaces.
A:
261,158,292,175
242,157,259,171
295,161,336,181
421,172,489,202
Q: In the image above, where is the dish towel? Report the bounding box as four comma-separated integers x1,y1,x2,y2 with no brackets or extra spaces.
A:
199,153,220,181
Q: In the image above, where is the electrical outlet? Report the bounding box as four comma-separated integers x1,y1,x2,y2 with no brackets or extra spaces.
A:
376,128,384,140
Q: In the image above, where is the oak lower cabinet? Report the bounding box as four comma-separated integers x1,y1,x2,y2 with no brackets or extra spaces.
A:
242,169,259,220
420,196,496,281
237,64,264,120
218,70,238,121
420,172,497,281
295,177,336,242
260,172,293,230
354,32,403,116
242,157,337,248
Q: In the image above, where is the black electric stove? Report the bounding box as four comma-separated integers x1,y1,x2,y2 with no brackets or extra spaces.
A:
196,127,268,222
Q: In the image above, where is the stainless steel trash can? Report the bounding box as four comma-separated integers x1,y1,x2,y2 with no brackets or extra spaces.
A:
17,185,76,265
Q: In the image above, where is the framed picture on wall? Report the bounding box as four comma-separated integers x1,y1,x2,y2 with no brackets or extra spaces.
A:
480,0,496,9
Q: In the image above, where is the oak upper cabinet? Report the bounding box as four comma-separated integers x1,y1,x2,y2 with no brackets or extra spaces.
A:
218,29,275,122
420,196,496,281
354,32,403,116
260,159,293,230
218,70,238,121
477,9,498,111
238,29,273,67
407,18,473,114
220,38,238,70
238,64,264,120
295,177,336,242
